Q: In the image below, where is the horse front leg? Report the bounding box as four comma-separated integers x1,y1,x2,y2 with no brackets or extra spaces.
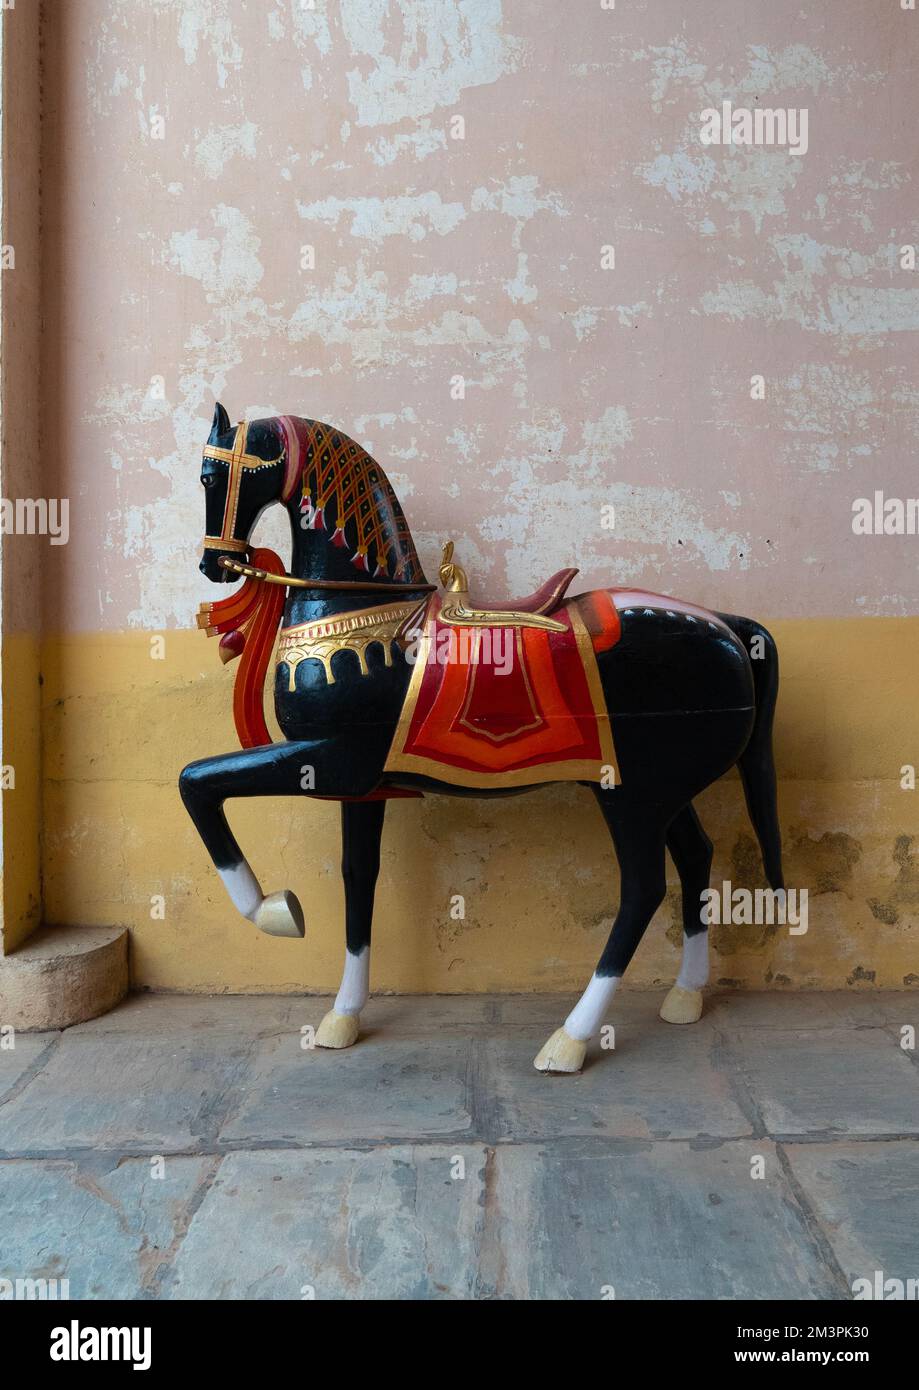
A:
179,740,325,938
315,800,387,1050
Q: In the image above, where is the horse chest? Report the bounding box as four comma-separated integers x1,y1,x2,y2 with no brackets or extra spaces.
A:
273,632,412,737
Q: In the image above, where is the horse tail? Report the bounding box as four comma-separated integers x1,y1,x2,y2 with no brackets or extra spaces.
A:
717,613,784,891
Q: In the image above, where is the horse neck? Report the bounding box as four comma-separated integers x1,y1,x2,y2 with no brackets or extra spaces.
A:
280,500,427,629
272,417,428,628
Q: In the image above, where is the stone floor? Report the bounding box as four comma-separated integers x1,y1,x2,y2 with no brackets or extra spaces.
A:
1,990,917,1300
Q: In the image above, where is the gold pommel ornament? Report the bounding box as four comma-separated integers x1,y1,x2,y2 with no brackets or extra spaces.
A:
437,540,566,633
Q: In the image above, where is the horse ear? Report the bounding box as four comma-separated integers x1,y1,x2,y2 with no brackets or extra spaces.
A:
210,402,231,441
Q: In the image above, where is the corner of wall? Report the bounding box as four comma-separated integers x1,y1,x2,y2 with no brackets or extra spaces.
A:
0,0,44,954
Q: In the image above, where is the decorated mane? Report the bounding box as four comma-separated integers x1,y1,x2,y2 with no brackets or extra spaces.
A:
272,416,425,584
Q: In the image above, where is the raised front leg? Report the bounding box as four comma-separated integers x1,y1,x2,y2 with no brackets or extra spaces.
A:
315,800,387,1050
179,740,328,938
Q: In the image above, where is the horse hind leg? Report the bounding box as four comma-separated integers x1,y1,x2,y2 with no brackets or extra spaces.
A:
179,742,318,938
535,798,668,1073
660,803,713,1024
316,800,386,1050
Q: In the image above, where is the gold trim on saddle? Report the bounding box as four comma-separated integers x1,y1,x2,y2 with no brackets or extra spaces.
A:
276,600,425,688
438,541,566,633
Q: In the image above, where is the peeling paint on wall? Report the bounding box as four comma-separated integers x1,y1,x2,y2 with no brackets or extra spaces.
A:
44,0,916,631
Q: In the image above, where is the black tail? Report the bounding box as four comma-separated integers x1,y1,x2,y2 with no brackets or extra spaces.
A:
716,613,784,891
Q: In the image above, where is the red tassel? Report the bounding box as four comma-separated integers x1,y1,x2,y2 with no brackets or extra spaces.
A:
351,550,369,572
218,630,245,664
331,527,348,548
309,506,325,531
373,563,387,578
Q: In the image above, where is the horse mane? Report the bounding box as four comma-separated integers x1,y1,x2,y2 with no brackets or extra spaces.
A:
270,415,427,584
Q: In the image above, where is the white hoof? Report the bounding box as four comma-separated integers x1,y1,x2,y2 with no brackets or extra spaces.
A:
315,1010,360,1049
660,985,703,1024
534,1027,587,1074
254,890,305,939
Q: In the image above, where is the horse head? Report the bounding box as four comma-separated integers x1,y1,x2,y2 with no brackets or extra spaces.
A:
198,402,288,582
199,404,427,590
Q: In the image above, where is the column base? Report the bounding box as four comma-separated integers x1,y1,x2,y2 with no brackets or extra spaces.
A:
0,925,128,1030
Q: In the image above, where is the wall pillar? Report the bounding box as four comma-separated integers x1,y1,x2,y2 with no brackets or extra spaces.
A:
0,0,43,956
0,1,127,1027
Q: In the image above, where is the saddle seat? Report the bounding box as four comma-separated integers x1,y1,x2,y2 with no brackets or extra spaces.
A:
438,538,578,622
468,568,579,617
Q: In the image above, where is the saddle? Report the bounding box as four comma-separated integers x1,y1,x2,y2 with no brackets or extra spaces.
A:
438,542,578,629
383,545,620,790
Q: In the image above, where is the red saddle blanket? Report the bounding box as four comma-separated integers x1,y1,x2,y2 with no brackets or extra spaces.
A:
384,592,621,789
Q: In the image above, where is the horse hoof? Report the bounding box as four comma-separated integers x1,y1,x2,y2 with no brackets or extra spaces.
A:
534,1027,587,1074
254,890,305,939
315,1010,360,1049
660,985,703,1024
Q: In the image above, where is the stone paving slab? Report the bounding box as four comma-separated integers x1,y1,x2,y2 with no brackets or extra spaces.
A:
824,992,919,1031
488,1140,844,1300
0,1156,213,1298
784,1140,919,1293
167,1146,486,1299
486,1027,752,1141
0,1034,59,1102
65,992,327,1037
730,1028,919,1136
221,1033,472,1144
707,991,846,1029
66,992,506,1040
0,1035,251,1154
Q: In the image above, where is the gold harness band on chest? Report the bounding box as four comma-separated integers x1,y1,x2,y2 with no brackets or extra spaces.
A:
276,600,424,687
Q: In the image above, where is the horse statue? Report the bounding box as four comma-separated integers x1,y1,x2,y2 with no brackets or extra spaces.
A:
180,404,783,1073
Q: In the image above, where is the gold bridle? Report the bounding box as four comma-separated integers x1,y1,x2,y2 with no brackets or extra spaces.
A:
201,421,283,554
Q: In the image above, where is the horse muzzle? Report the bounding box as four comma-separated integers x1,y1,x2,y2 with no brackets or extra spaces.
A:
200,546,247,582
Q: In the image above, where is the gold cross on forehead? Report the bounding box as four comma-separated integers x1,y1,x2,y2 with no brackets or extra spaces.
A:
201,420,284,554
203,422,282,469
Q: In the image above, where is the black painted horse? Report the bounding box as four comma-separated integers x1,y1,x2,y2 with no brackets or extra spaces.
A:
180,404,783,1072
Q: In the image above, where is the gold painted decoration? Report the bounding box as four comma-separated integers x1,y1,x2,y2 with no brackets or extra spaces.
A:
438,541,566,633
277,600,425,688
201,421,283,553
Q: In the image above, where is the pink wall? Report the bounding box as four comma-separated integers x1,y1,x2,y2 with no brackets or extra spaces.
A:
42,0,919,631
